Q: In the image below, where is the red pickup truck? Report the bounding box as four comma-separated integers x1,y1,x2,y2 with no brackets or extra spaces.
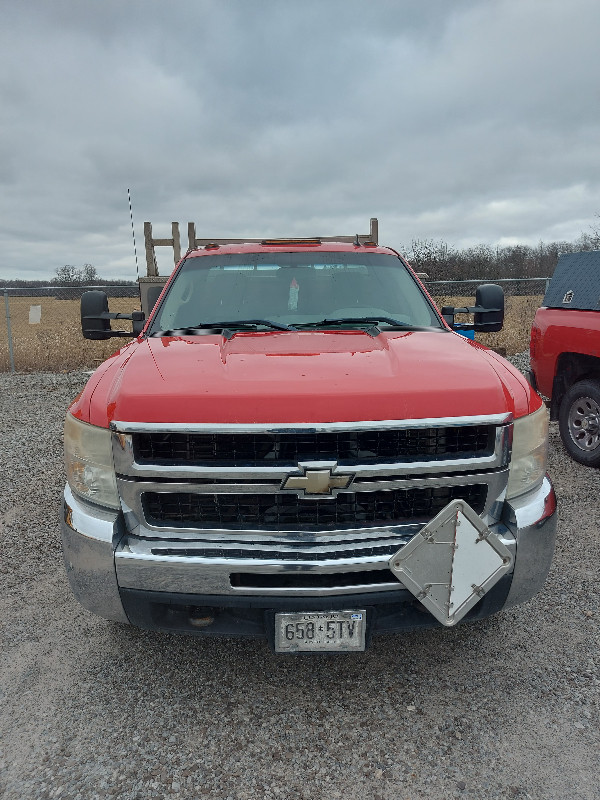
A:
529,251,600,466
61,222,557,652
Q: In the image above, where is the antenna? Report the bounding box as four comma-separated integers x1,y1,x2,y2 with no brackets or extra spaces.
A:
128,188,140,281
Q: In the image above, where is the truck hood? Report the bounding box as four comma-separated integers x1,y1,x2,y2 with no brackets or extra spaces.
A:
77,330,537,426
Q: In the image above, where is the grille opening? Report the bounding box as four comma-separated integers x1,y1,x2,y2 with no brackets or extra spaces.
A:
134,426,495,466
231,569,398,590
143,484,487,529
149,542,407,561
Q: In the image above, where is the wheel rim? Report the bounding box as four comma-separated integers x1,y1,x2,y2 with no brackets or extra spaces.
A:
567,395,600,452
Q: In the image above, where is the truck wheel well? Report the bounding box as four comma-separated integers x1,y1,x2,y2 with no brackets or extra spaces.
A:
552,353,600,419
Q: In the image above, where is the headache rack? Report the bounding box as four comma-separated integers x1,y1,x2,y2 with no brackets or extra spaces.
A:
143,217,379,276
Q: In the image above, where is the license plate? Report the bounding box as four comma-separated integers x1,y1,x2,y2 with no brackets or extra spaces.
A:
274,610,366,653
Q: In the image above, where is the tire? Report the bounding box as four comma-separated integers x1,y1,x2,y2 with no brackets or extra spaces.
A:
558,379,600,467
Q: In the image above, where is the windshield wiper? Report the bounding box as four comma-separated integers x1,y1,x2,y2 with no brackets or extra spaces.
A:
188,319,295,331
150,319,296,339
294,316,414,332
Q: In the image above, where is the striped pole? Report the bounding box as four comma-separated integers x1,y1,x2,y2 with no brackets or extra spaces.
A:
4,290,15,373
128,188,140,282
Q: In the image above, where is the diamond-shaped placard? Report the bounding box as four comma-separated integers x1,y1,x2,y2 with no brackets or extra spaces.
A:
388,499,513,626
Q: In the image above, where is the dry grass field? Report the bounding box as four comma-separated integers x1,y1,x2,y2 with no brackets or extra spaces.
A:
0,294,541,372
0,296,140,372
432,293,542,357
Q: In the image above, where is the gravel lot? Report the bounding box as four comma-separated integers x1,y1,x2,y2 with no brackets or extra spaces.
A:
1,362,599,800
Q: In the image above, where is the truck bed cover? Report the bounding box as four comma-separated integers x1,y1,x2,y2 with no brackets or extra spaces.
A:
542,251,600,311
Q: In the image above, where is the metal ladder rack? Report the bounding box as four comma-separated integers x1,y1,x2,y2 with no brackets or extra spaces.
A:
143,218,379,277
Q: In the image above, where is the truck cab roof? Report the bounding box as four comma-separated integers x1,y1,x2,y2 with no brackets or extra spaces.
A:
185,241,394,258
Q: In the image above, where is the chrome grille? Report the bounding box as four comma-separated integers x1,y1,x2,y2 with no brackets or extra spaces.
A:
134,426,494,466
113,414,511,591
114,416,512,596
143,484,487,529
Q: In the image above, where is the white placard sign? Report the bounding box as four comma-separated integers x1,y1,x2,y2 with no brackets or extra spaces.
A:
29,305,42,324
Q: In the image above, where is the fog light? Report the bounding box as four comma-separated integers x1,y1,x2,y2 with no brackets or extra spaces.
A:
189,609,215,628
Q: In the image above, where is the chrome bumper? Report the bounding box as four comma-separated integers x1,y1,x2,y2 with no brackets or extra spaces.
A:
61,477,557,623
502,475,557,608
61,485,129,623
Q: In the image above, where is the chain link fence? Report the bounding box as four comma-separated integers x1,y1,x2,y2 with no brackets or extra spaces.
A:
1,278,548,372
1,285,139,373
424,276,550,297
424,277,548,357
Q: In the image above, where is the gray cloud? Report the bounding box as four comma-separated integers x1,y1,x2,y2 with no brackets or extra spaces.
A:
1,0,599,279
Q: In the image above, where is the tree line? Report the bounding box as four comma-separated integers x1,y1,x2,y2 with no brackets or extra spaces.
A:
0,264,136,288
399,230,600,281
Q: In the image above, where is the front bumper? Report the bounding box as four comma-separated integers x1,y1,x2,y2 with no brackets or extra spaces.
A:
61,477,557,636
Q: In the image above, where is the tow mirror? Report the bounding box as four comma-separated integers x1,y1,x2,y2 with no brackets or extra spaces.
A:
81,290,111,340
81,290,145,340
441,283,504,334
131,312,146,336
473,284,504,332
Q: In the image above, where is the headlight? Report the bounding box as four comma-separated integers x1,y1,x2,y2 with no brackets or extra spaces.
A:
64,413,119,509
506,404,549,500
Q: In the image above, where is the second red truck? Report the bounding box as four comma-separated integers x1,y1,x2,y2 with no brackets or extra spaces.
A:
529,250,600,467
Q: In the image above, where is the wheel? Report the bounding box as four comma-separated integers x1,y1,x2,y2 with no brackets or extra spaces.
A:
558,379,600,466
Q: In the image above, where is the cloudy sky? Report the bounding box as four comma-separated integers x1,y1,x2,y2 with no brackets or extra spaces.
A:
1,0,599,280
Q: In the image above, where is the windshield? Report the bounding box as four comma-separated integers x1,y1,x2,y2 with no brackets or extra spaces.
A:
150,251,442,333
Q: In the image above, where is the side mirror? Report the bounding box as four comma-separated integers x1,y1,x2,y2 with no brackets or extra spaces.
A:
131,311,146,336
440,305,456,326
81,290,111,340
441,283,504,334
81,290,145,340
473,284,504,332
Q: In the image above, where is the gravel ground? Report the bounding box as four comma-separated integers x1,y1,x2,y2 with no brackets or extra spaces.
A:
1,360,599,800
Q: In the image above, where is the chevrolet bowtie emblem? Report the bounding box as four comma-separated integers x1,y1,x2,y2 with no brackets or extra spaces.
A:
282,468,354,496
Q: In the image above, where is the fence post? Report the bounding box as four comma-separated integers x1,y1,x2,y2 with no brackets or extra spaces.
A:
4,290,15,373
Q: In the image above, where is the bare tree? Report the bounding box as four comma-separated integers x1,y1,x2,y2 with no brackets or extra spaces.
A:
53,264,99,285
81,263,99,283
54,265,82,285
